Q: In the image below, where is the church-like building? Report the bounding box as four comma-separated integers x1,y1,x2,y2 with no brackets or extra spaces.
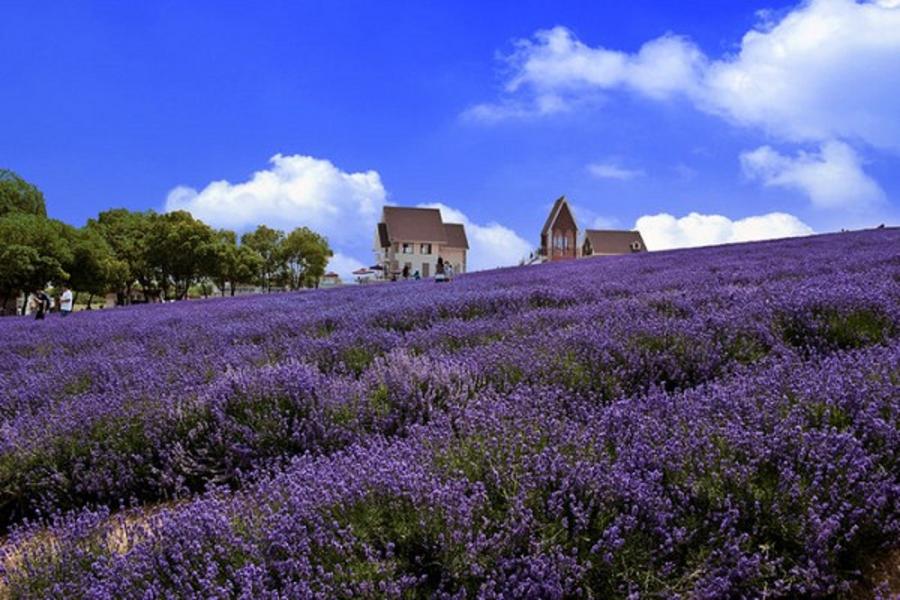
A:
538,196,647,262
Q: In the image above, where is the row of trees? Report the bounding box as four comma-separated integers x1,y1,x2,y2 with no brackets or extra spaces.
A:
0,170,333,315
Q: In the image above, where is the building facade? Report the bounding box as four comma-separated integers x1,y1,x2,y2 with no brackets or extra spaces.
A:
539,196,579,261
538,196,647,262
374,206,469,278
582,229,647,257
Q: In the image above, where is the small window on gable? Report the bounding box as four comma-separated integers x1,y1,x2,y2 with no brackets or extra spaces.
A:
631,240,642,251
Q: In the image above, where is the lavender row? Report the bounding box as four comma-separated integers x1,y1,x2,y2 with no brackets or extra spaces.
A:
3,342,898,598
0,230,898,534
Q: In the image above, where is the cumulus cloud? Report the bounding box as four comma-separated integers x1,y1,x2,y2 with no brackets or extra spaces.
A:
740,141,886,210
635,211,814,250
418,202,533,271
587,162,645,181
164,154,386,247
701,0,900,150
326,252,367,282
470,1,900,152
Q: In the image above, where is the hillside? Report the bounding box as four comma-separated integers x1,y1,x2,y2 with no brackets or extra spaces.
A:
1,228,899,598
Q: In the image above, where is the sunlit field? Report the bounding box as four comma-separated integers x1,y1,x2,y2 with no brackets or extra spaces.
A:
1,229,898,598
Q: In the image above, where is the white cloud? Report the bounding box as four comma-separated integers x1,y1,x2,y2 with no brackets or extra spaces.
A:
326,252,367,282
418,202,533,271
587,162,645,181
701,0,900,150
740,141,886,210
164,154,386,247
635,211,814,250
472,2,900,152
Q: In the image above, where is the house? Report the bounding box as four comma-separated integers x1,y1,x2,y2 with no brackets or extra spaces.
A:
539,196,579,261
538,195,647,262
582,229,647,257
374,206,469,278
353,268,376,284
320,272,342,288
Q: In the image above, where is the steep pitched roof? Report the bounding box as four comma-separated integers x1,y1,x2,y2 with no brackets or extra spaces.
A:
583,230,647,255
443,223,469,249
541,196,577,235
382,207,448,243
377,223,390,248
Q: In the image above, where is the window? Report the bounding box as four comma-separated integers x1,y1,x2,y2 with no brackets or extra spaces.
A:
420,243,432,254
401,243,413,254
631,241,642,251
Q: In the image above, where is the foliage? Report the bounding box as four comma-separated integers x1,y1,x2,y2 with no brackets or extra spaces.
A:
87,209,159,299
280,226,332,289
240,225,285,292
0,169,46,217
144,210,217,300
0,213,72,312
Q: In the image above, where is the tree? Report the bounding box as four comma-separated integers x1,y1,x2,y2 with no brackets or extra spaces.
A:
241,225,285,292
88,209,159,303
0,213,72,313
146,211,217,300
280,227,332,289
0,169,46,217
64,227,121,308
210,230,264,296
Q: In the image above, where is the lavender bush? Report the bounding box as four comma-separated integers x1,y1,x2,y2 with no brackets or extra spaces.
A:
1,229,898,598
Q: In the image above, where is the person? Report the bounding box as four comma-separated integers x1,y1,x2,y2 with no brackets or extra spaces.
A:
446,262,454,281
435,257,447,283
413,270,420,280
33,288,51,320
59,285,73,317
402,264,410,280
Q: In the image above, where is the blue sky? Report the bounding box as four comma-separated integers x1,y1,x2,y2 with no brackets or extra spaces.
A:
2,0,898,274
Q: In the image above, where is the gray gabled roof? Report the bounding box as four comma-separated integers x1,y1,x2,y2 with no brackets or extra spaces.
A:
382,206,449,243
583,229,647,254
541,196,575,235
377,222,390,248
443,223,469,249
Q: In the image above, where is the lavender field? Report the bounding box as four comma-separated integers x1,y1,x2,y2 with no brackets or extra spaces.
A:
1,229,898,598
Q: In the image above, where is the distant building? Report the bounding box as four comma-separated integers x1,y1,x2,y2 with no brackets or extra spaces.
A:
539,196,578,261
374,206,469,279
320,272,342,288
582,229,646,257
537,195,647,262
353,268,376,284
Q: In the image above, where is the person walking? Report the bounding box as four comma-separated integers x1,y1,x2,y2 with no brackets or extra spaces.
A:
445,262,454,281
435,257,446,283
402,264,410,280
33,288,51,320
60,285,74,317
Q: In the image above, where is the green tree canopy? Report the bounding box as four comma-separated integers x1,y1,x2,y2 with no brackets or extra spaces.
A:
241,225,285,292
0,169,47,217
87,209,159,300
281,226,332,289
146,211,217,300
64,226,122,304
210,230,264,296
0,213,72,313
